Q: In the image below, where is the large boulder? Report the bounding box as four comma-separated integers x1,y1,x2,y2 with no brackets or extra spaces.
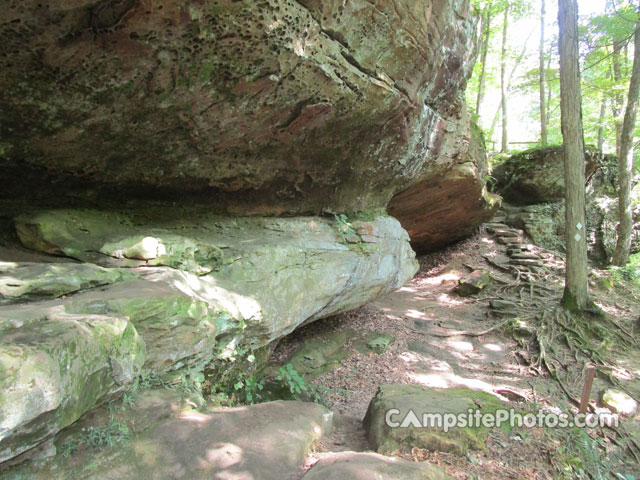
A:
14,208,418,340
491,146,606,204
0,208,416,462
388,113,501,252
496,149,640,263
0,0,480,217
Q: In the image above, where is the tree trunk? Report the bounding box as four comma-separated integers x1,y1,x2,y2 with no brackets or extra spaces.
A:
546,57,553,124
558,0,590,311
612,1,640,266
490,24,533,138
539,0,548,146
500,4,510,152
475,4,492,117
597,93,607,151
612,42,625,157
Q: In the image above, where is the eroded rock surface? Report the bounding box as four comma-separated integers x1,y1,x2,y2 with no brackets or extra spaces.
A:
0,208,416,462
0,262,135,304
1,0,479,217
388,114,500,252
0,311,145,463
491,146,605,204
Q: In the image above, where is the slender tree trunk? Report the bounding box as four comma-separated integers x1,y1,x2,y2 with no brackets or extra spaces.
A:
612,42,625,156
558,0,590,310
491,25,533,137
597,93,607,151
612,2,640,266
546,57,553,124
539,0,548,146
475,4,492,117
500,4,510,152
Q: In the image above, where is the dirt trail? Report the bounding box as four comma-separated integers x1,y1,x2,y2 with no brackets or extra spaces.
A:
280,219,640,478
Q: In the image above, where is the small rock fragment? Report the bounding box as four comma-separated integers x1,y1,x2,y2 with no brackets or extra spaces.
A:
601,389,638,416
456,270,491,297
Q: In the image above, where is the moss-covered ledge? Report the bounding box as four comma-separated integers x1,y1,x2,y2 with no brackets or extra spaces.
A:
0,207,417,463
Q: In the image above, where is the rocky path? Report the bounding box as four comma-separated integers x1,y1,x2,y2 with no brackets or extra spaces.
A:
4,216,640,479
293,216,640,478
301,221,544,421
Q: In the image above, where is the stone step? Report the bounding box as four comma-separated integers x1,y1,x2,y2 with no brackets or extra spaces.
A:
507,244,533,251
484,224,508,233
498,236,521,245
493,229,522,238
510,252,541,261
509,259,543,267
485,222,508,227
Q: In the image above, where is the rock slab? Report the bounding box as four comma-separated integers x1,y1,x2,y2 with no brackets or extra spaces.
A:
304,451,452,480
0,208,417,463
363,384,505,455
4,400,332,480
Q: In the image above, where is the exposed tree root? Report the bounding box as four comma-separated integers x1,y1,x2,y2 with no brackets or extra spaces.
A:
431,319,513,338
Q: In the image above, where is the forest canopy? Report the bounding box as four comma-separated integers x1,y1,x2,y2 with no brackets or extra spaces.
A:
467,0,640,162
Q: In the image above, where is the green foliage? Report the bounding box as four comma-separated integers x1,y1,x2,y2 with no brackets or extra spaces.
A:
59,440,81,458
132,370,163,392
556,427,607,480
276,363,308,396
467,0,640,153
273,363,329,405
175,368,207,406
121,392,136,408
608,252,640,296
83,421,130,449
334,214,360,243
232,375,264,404
203,341,271,406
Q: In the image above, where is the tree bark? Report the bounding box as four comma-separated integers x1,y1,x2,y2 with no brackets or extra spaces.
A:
612,2,640,266
500,3,510,152
539,0,548,146
597,93,607,152
558,0,590,310
612,42,625,157
475,4,492,117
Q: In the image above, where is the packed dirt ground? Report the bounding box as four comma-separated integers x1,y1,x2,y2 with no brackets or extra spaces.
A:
272,220,640,479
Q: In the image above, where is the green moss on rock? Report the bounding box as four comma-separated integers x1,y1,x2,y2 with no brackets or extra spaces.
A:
363,385,506,456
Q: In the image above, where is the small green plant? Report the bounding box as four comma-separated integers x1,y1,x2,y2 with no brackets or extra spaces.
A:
133,370,163,392
273,364,330,405
276,363,308,397
59,440,80,458
607,254,640,298
556,427,607,480
178,369,206,401
122,392,136,408
233,375,265,404
334,214,360,244
84,421,130,449
225,345,249,362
